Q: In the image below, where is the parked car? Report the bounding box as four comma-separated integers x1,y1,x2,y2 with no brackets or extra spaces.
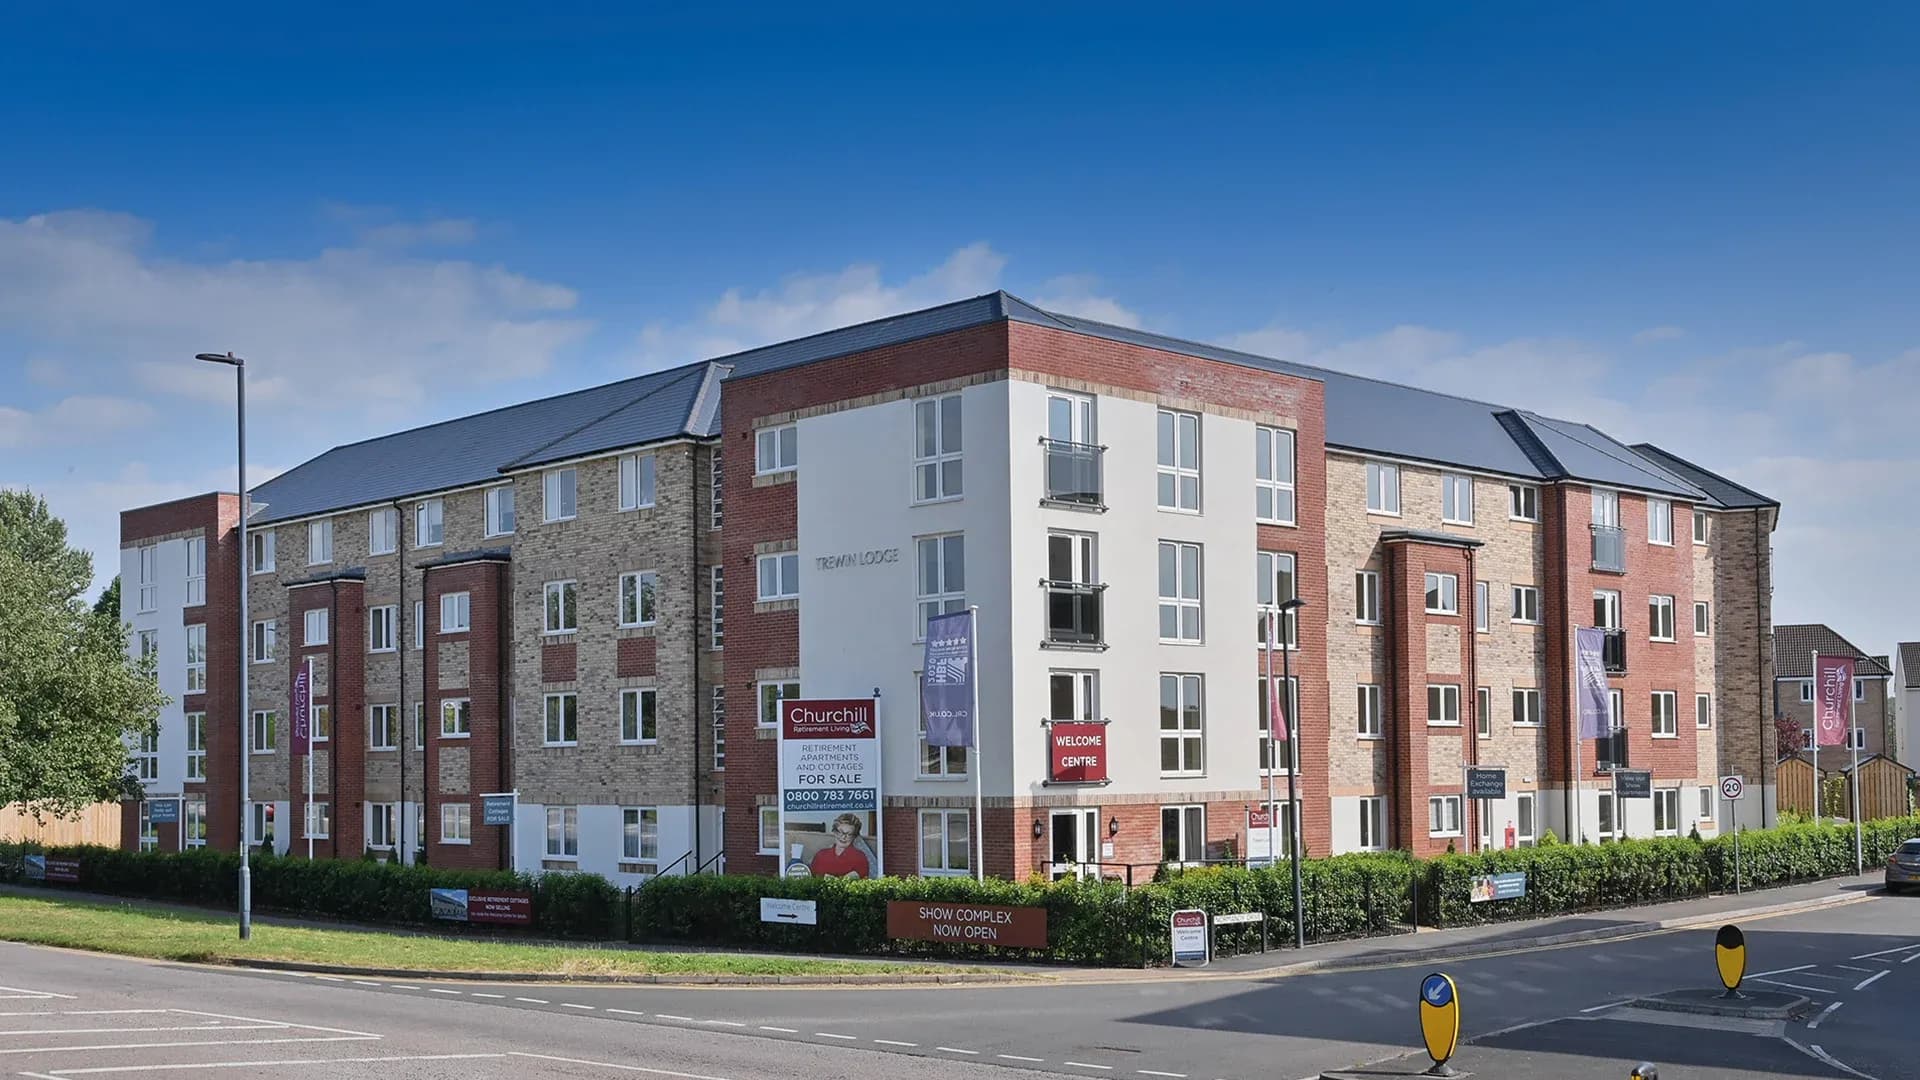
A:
1888,838,1920,893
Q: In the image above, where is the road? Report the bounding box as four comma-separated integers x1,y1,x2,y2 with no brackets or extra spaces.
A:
0,892,1915,1080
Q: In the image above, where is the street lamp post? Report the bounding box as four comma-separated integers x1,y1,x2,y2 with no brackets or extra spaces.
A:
196,352,251,941
1277,597,1307,949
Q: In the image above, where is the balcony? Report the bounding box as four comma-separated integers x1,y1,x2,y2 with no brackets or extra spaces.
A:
1041,438,1105,509
1591,524,1626,573
1601,627,1627,675
1043,579,1106,649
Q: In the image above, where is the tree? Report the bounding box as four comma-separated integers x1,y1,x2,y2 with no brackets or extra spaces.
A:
93,576,120,623
1775,715,1805,761
0,491,167,815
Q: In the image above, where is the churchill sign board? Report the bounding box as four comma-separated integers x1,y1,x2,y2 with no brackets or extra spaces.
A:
778,698,883,880
1047,721,1108,784
886,901,1047,948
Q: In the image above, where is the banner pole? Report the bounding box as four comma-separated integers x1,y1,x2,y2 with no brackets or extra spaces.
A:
1265,610,1277,872
969,605,984,883
305,657,314,861
1571,625,1582,845
1811,650,1819,819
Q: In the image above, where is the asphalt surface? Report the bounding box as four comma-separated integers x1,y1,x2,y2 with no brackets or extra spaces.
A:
1,891,1915,1079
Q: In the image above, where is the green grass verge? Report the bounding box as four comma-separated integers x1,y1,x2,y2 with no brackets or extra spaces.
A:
0,894,953,978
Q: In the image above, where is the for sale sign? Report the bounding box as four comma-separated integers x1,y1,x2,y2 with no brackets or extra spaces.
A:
1048,721,1108,784
778,698,883,880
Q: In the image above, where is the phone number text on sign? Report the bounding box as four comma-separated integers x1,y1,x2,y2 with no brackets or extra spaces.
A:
783,787,877,810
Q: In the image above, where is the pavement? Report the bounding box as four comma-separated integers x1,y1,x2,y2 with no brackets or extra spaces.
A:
1,880,1914,1079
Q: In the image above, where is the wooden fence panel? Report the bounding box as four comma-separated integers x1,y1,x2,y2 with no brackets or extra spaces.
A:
1778,757,1815,816
0,803,121,846
1852,757,1915,822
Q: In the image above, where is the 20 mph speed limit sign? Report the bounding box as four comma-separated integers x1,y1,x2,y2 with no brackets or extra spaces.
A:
1720,775,1745,801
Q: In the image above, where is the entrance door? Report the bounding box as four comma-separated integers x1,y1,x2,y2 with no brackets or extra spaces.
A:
1050,808,1099,881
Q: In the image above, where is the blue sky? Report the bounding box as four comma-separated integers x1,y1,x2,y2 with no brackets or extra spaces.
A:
2,5,1914,653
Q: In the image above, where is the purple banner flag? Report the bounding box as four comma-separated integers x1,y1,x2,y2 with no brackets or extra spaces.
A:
921,609,975,749
290,661,311,757
1815,655,1855,748
1575,627,1610,739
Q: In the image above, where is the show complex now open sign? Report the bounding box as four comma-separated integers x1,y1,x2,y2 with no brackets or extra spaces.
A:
886,901,1047,948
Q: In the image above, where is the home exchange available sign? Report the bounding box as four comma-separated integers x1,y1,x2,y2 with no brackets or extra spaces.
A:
778,698,882,879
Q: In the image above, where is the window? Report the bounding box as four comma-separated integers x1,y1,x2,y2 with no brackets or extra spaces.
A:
302,801,330,840
620,688,657,744
1259,675,1298,773
1355,570,1381,624
1592,488,1621,528
758,680,799,728
619,453,657,511
1427,684,1462,726
1847,726,1869,750
1428,795,1463,837
1652,691,1678,737
1598,689,1628,770
303,608,329,646
185,536,206,605
441,698,470,737
543,693,578,746
1597,792,1617,841
1509,484,1539,522
1255,425,1297,524
1698,787,1714,824
1257,551,1298,648
1693,508,1709,545
368,508,398,556
1511,586,1541,624
413,702,425,749
184,798,207,847
250,801,275,848
619,571,657,628
1854,678,1868,703
413,601,424,649
1653,789,1680,835
920,809,972,875
622,807,659,862
1366,462,1400,514
915,534,966,638
1358,797,1386,851
543,580,577,634
1048,670,1098,750
1045,532,1103,646
1157,541,1203,643
757,806,782,854
1512,688,1543,727
485,486,516,537
1357,684,1383,739
1648,498,1673,545
1468,687,1487,738
185,624,206,693
710,567,724,648
709,449,723,529
185,712,206,781
755,424,798,475
138,628,158,663
1424,572,1458,615
1442,474,1474,524
368,605,396,652
1517,793,1537,847
1696,693,1712,730
1594,589,1622,629
919,674,971,778
437,803,472,844
415,499,444,547
137,545,157,612
1693,601,1710,637
544,807,579,858
1799,680,1814,704
1160,805,1205,867
1156,409,1201,512
368,704,398,750
366,802,397,850
1474,581,1489,632
137,801,156,850
310,703,331,743
1159,673,1205,776
711,685,727,769
914,394,963,502
307,519,333,564
440,592,470,633
1649,595,1676,641
133,730,159,782
543,468,578,522
757,553,799,602
249,531,275,574
250,710,276,753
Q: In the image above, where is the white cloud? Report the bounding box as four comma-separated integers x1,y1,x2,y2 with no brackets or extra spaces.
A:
0,395,154,449
355,218,479,249
1032,275,1142,328
1632,325,1686,345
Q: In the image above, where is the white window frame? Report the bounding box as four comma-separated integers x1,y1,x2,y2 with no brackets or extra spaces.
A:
413,600,424,649
249,710,276,754
185,624,206,693
1698,787,1714,824
1512,688,1543,727
184,536,206,606
1650,595,1676,641
1428,794,1464,838
137,801,156,850
914,393,964,503
1693,508,1710,545
1156,408,1202,513
1799,680,1813,704
1474,580,1489,633
709,449,723,529
369,703,398,751
1476,686,1491,738
360,802,394,851
543,468,578,523
1596,791,1618,842
543,580,578,634
440,698,470,738
1157,541,1203,644
1441,473,1474,525
1847,726,1868,750
620,688,657,745
710,566,724,649
1854,678,1868,704
755,423,798,476
1696,693,1712,730
440,591,470,634
368,507,398,556
1693,601,1710,637
619,453,657,511
185,711,207,782
1653,789,1681,836
1355,569,1380,625
249,531,276,574
133,730,159,783
415,499,444,548
304,608,329,647
914,533,966,640
484,485,516,537
1424,572,1459,615
1592,488,1621,528
1511,585,1541,624
1509,483,1539,522
712,685,727,770
757,553,799,602
1159,673,1206,777
1159,804,1206,868
543,692,579,747
136,544,157,612
250,619,276,664
249,801,275,848
1648,498,1673,545
546,806,580,859
1651,690,1678,738
1427,684,1462,727
619,571,657,628
919,808,972,876
1358,797,1386,851
307,519,333,565
368,605,397,653
184,797,208,848
1517,793,1537,846
622,806,659,862
1357,684,1383,739
757,806,781,855
1366,461,1401,515
1594,589,1623,630
310,703,330,744
412,701,425,749
138,628,157,664
442,803,472,845
758,679,799,728
1255,425,1297,525
1257,550,1298,649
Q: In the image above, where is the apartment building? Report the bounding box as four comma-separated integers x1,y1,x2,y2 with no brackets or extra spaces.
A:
122,291,1780,878
1773,624,1894,759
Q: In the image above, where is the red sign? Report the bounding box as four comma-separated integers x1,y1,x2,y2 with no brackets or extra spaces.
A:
1172,909,1207,930
45,857,80,883
1249,806,1272,830
1048,722,1108,783
782,699,877,740
467,890,533,926
886,900,1048,948
1814,655,1855,747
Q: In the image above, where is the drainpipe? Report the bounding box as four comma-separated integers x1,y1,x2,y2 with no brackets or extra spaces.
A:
1559,488,1574,840
1383,544,1399,848
395,502,408,864
1756,511,1769,828
1466,544,1480,849
497,557,511,872
329,577,340,859
690,445,704,873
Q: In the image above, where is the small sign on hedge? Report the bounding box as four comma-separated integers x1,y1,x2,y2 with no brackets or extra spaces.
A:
428,888,532,926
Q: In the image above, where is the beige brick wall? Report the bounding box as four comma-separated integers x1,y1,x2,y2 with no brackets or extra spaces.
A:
1693,521,1719,788
1711,507,1776,800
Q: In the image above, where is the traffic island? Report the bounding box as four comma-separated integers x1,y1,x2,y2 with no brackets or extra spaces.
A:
1628,987,1809,1021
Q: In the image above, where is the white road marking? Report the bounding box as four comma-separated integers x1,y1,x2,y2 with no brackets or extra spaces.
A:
0,1024,283,1036
1854,970,1889,990
1751,964,1816,978
655,1014,694,1022
1579,1000,1633,1013
392,986,421,992
1139,1071,1188,1078
938,1046,981,1055
1907,952,1920,964
508,1052,738,1079
703,1020,746,1028
759,1026,798,1033
1849,942,1920,960
515,997,550,1005
816,1032,856,1040
428,988,463,995
21,1053,505,1075
0,1010,166,1018
169,1008,378,1039
0,987,74,1000
1753,978,1834,994
1790,1038,1876,1080
999,1055,1044,1062
873,1039,917,1047
1782,971,1844,981
607,1008,647,1017
1808,1001,1844,1029
0,1036,377,1056
352,981,383,987
1837,965,1874,973
1066,1062,1115,1071
561,1003,595,1010
471,992,506,998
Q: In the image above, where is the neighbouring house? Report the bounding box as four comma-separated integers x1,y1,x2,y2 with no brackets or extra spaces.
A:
1893,642,1920,767
1773,624,1894,761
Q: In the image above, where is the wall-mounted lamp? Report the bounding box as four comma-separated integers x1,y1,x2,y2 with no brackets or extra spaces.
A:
1107,816,1120,838
1032,818,1045,840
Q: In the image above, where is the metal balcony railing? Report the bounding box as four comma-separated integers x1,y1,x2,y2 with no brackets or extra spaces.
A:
1601,627,1627,674
1043,580,1105,647
1591,524,1626,572
1041,438,1105,508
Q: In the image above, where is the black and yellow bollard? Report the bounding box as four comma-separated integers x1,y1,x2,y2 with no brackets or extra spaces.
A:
1418,972,1460,1077
1631,1065,1660,1080
1715,924,1746,999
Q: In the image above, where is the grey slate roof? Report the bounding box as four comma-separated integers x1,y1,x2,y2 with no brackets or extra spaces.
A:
1774,624,1894,679
243,291,1769,524
1899,643,1920,688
